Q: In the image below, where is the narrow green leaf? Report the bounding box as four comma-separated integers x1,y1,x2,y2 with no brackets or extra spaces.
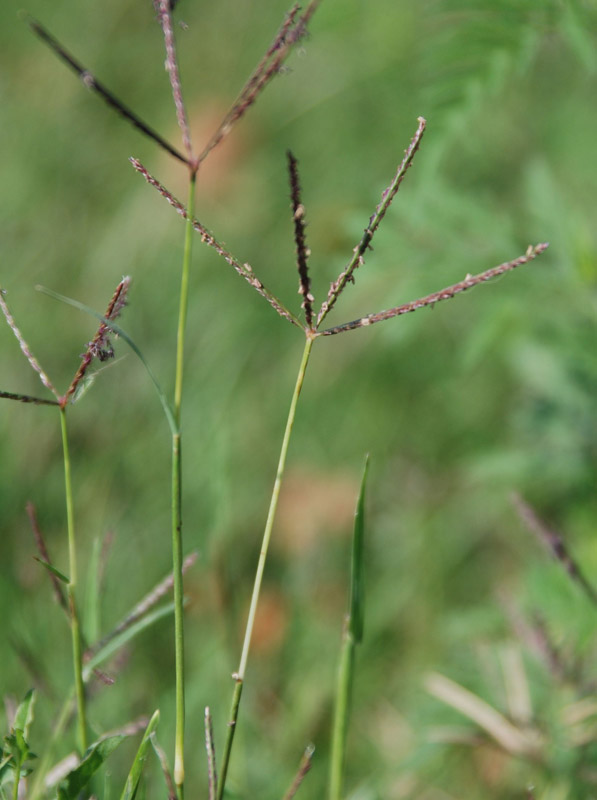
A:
57,735,126,800
35,285,177,435
33,557,69,584
84,536,102,644
349,455,369,644
83,602,177,680
329,456,369,800
13,689,36,740
120,711,160,800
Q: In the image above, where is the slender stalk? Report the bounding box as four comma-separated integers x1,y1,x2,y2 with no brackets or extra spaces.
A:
174,175,196,421
172,174,196,796
217,334,315,799
12,757,20,800
60,407,87,754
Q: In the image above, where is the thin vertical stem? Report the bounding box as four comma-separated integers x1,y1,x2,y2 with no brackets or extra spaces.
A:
12,756,20,800
217,334,315,799
174,175,196,422
60,407,87,754
172,175,196,797
172,430,184,796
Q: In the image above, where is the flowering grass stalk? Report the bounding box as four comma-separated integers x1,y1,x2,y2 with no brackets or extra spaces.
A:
25,5,322,792
12,5,551,796
134,121,547,793
0,278,130,759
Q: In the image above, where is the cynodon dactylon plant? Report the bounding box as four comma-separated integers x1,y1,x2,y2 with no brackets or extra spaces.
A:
0,2,550,798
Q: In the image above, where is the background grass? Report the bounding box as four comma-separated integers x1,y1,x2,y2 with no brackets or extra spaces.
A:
1,0,596,797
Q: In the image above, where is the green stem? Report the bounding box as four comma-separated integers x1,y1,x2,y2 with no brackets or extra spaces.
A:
12,756,21,800
172,174,196,796
174,174,196,422
329,626,355,800
217,334,315,799
60,407,87,754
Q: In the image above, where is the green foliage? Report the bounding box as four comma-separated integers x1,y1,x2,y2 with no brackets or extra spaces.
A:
1,690,37,799
57,735,126,800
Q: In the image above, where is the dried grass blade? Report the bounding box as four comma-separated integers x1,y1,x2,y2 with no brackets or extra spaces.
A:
196,1,320,165
156,0,193,161
130,158,303,328
287,150,314,327
321,243,549,336
513,493,597,606
149,734,177,800
0,288,58,397
26,16,190,166
317,117,427,328
425,672,541,756
282,745,315,800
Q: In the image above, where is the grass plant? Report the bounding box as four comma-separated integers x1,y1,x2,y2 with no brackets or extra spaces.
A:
3,1,593,797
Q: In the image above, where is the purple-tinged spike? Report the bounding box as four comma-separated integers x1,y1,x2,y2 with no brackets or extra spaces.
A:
320,243,549,336
130,158,303,329
156,0,194,163
0,288,59,398
317,117,427,328
287,150,314,328
196,1,320,166
27,16,190,166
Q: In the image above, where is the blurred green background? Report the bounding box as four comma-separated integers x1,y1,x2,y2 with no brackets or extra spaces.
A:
1,0,596,797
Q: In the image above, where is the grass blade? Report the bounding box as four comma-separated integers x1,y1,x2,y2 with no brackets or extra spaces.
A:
349,455,369,643
33,557,69,584
57,735,126,800
83,601,177,679
120,710,160,800
149,735,177,800
328,456,369,800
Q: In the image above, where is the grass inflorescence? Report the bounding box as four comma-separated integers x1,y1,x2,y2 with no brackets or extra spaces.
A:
2,2,575,798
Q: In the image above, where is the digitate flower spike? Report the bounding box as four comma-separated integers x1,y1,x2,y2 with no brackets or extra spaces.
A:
28,2,320,175
131,117,549,337
0,279,130,409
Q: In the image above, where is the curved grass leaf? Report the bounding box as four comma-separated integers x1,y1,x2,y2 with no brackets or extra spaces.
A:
83,602,176,681
57,735,126,800
120,710,160,800
33,557,69,585
329,456,369,800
